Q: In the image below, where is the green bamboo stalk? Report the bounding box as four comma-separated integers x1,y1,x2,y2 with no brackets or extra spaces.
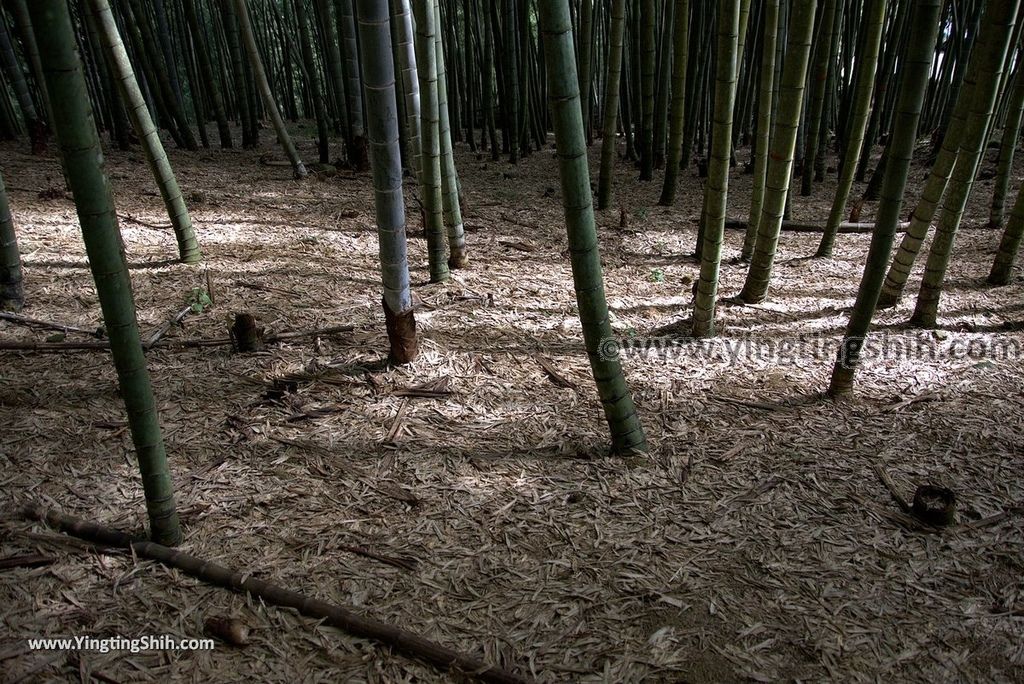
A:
232,0,307,178
816,0,887,258
741,0,779,261
876,72,980,308
89,0,200,264
638,0,656,180
182,0,232,149
651,0,674,169
123,0,198,151
433,0,467,269
988,179,1024,284
910,0,1020,328
315,0,349,137
296,0,330,164
389,0,421,181
800,0,838,197
221,0,258,148
151,0,184,114
502,0,520,163
693,0,741,338
7,0,55,138
578,0,595,142
412,0,449,283
538,0,647,455
739,0,817,304
29,0,181,546
354,0,417,364
596,0,626,210
989,59,1024,227
337,0,368,168
0,8,42,150
658,0,690,207
828,0,944,396
0,167,24,311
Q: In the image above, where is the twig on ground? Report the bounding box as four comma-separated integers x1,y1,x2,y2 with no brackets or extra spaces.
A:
0,312,98,336
873,465,912,513
144,305,193,349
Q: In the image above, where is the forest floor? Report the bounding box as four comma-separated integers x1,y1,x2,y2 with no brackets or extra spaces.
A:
1,126,1023,683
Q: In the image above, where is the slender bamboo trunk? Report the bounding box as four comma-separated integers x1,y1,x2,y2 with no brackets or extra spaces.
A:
390,0,421,180
596,0,626,210
876,69,980,307
538,0,647,455
652,0,674,169
658,0,690,207
988,180,1024,284
337,0,368,169
232,0,307,178
910,0,1020,328
0,9,43,151
30,0,181,546
316,0,349,138
800,0,838,196
182,0,231,148
222,0,258,148
151,0,184,114
638,0,657,180
739,0,817,304
0,168,24,311
296,0,329,164
7,0,54,141
480,2,499,160
412,0,449,283
829,0,944,396
692,0,741,338
354,0,417,364
816,0,887,257
89,0,200,264
433,0,467,268
124,0,198,150
503,0,520,163
578,0,595,144
989,59,1024,227
742,0,779,261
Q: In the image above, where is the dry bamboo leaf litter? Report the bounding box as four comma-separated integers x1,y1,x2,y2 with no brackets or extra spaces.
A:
1,137,1023,682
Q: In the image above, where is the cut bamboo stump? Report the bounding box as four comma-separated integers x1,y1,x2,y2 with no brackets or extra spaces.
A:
229,312,264,352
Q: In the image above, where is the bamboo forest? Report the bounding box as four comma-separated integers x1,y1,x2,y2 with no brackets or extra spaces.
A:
2,0,1024,680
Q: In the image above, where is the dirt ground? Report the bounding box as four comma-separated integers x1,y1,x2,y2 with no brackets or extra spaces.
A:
1,125,1023,683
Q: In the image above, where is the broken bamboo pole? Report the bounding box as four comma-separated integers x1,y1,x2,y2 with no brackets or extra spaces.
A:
723,219,911,234
0,325,358,352
20,504,531,684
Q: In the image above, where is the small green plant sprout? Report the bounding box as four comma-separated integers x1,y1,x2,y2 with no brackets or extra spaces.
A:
187,287,213,314
649,268,665,283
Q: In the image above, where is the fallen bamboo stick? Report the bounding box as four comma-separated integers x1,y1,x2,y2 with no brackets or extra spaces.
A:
144,306,193,349
21,504,531,684
723,219,911,234
0,312,100,336
117,213,171,230
873,465,912,513
0,325,358,352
